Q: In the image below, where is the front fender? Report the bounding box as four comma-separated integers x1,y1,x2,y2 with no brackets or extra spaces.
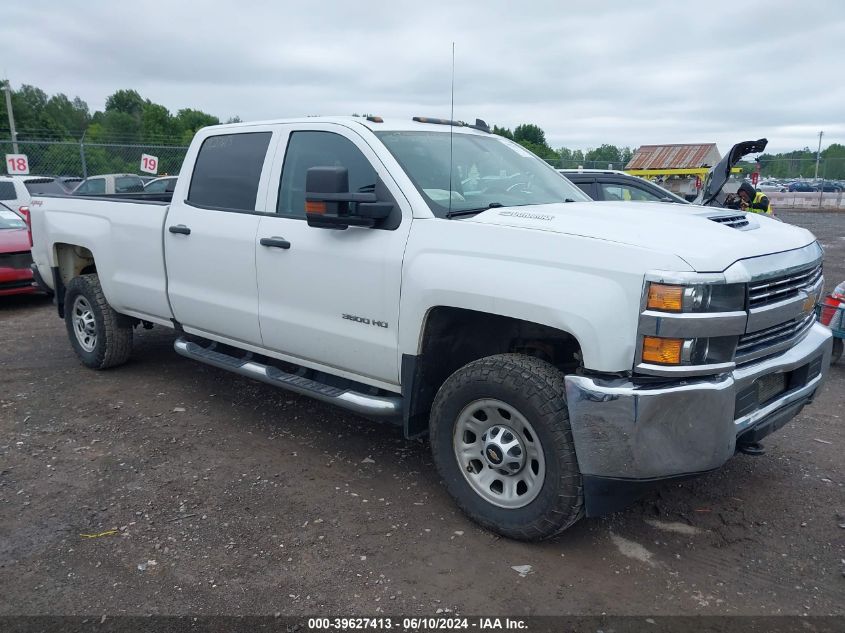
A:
399,220,692,373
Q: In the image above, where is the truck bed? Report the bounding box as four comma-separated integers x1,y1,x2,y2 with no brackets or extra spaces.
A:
29,194,175,326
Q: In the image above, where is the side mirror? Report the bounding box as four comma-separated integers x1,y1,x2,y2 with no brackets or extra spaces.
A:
305,166,393,230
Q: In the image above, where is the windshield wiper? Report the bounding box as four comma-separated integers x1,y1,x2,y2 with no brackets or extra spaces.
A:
446,202,503,219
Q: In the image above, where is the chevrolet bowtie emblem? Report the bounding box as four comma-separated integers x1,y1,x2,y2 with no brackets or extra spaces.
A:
803,292,817,315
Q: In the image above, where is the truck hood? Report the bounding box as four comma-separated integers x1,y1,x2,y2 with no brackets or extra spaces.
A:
463,201,817,272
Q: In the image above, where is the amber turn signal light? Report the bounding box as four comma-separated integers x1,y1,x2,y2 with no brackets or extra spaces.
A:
305,200,326,214
642,336,683,365
647,283,683,312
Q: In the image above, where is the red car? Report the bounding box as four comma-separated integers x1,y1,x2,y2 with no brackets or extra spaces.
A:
0,202,37,296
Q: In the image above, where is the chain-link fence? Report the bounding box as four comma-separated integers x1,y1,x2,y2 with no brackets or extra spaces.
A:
0,139,188,178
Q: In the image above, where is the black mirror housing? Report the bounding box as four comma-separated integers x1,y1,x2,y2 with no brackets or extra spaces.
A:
305,166,394,230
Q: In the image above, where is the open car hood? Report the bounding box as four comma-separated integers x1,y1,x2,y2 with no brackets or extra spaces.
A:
695,138,768,206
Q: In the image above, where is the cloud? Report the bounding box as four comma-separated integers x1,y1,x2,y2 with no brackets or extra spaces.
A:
1,0,843,153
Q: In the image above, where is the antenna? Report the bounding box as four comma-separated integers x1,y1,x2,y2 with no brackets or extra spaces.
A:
448,42,455,216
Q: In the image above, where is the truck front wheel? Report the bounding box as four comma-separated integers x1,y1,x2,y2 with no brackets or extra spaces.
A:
429,353,584,541
64,274,133,369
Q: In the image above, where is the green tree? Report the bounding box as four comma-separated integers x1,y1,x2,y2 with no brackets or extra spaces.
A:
821,143,845,180
492,125,513,140
585,144,622,167
175,108,220,144
141,102,176,141
44,94,90,137
513,124,547,147
105,89,145,118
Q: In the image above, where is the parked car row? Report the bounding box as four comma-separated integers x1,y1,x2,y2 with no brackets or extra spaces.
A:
756,179,844,193
71,173,178,195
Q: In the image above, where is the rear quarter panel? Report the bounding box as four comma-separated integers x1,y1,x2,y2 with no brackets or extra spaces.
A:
30,196,173,323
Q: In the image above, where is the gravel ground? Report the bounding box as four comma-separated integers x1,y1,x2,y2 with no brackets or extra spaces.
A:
0,210,843,616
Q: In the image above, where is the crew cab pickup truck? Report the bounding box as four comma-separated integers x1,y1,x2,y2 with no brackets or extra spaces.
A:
28,116,832,540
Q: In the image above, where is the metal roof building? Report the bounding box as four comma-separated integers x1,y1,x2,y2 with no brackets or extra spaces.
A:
626,143,721,170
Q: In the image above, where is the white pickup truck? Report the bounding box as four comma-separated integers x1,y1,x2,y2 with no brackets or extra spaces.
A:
28,116,832,540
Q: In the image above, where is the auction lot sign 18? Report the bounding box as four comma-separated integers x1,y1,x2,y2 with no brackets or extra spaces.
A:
5,154,29,175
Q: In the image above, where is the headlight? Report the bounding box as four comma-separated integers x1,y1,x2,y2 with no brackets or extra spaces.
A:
645,282,745,313
641,335,734,366
641,335,735,367
642,336,683,364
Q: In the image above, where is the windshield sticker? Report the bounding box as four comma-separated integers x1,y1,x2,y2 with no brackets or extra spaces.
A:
498,210,553,221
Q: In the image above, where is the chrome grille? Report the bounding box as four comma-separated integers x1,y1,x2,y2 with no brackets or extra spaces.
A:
736,312,816,363
709,214,749,229
748,263,822,308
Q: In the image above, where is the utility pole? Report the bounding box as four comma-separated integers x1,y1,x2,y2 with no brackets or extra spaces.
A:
2,79,19,154
814,130,823,180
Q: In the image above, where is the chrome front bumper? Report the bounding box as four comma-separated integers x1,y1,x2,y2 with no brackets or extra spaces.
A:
564,323,832,481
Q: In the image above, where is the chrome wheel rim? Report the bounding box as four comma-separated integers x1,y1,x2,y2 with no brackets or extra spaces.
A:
71,296,97,353
453,398,546,509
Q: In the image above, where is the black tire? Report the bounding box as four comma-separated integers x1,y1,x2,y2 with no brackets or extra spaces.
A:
64,274,133,369
429,353,584,541
832,338,843,365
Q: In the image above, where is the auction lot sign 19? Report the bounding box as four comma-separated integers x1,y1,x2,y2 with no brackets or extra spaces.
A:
140,153,159,175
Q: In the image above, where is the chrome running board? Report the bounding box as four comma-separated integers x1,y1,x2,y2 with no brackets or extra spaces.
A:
174,337,402,419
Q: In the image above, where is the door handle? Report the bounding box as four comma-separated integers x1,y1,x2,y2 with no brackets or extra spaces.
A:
169,224,191,235
260,237,291,250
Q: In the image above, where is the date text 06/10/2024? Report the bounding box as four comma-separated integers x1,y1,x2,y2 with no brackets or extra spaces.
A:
306,617,528,631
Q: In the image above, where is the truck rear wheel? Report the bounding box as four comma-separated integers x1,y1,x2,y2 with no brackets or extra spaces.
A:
64,274,133,369
429,353,584,541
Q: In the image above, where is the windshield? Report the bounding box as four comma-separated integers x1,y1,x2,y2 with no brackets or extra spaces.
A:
0,205,26,230
375,131,590,217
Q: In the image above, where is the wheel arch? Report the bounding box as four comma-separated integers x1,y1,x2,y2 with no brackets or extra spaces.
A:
51,243,97,317
54,242,97,282
401,306,584,438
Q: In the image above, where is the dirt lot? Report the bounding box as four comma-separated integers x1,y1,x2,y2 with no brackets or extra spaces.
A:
1,211,843,617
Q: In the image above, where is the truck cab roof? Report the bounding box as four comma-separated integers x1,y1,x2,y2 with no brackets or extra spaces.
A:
201,116,494,136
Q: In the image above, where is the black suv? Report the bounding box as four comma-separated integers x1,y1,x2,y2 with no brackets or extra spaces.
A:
558,169,689,204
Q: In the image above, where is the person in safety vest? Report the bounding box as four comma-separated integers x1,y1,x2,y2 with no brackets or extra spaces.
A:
736,181,772,214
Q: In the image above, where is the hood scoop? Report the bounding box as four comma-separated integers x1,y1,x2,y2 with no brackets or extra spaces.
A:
707,212,757,231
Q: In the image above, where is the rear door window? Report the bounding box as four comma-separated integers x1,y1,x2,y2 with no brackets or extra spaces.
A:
562,176,596,199
0,182,17,200
600,182,662,202
24,179,66,195
115,176,143,193
188,132,272,211
76,178,106,195
145,178,177,194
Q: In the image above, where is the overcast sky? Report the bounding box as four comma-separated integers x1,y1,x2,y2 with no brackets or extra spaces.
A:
2,0,844,154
